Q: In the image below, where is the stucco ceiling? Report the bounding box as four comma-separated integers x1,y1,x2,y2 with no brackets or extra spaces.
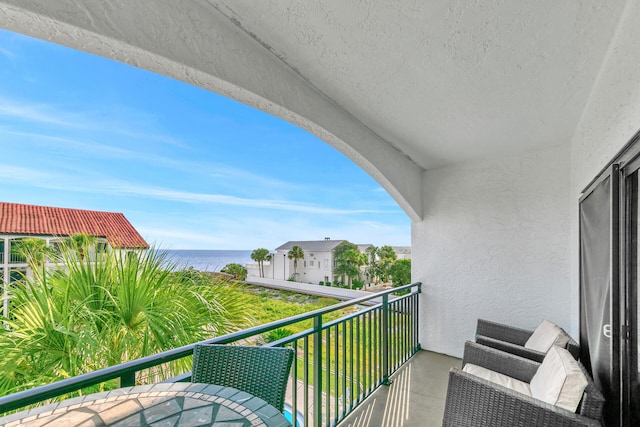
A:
207,1,626,169
0,1,632,218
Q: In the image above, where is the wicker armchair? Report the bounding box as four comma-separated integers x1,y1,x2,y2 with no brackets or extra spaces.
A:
475,318,580,363
192,344,294,413
442,342,604,427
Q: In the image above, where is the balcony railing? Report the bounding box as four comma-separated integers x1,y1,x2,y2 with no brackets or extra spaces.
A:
8,253,26,264
0,282,421,426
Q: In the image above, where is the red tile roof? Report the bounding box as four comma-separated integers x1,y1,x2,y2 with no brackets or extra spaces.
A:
0,202,149,249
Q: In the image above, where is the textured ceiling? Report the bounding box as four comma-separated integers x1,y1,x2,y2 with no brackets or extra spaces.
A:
0,0,630,178
208,1,626,169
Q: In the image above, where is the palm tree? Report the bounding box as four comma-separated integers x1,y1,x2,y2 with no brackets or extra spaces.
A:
67,233,97,261
11,238,56,279
287,245,304,279
333,241,362,287
377,245,397,283
251,248,270,278
0,240,253,396
336,248,365,288
365,245,379,284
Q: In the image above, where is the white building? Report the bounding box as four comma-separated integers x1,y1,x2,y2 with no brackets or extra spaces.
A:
0,202,149,287
247,240,410,284
391,246,411,260
247,239,367,284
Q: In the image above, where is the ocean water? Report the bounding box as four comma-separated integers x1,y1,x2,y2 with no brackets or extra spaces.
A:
160,249,253,272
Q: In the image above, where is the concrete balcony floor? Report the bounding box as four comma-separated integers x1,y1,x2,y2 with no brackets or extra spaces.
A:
340,350,462,427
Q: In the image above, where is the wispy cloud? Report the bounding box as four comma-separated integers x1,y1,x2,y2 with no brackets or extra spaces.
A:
0,96,187,147
0,164,394,215
135,213,409,250
2,129,175,163
0,98,82,128
0,46,14,59
108,181,393,215
1,129,308,192
136,227,230,248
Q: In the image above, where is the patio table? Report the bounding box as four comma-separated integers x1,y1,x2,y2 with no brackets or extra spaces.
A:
0,382,291,426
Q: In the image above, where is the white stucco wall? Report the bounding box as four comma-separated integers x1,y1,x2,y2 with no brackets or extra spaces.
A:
297,252,333,285
413,145,571,357
414,0,640,358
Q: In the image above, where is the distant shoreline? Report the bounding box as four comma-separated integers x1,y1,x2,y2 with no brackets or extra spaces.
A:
161,249,253,272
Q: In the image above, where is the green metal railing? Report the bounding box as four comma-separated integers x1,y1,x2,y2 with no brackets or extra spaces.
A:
0,282,421,426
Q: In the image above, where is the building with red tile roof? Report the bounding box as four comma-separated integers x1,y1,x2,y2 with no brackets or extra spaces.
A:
0,202,148,249
0,202,149,316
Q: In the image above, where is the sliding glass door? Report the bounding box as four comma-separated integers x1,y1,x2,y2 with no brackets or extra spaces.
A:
579,168,620,426
580,131,640,426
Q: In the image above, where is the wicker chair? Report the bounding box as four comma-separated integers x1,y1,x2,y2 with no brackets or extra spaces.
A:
441,342,604,427
192,344,294,413
475,318,580,363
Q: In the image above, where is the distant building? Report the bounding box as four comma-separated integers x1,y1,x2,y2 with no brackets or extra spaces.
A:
247,238,410,285
0,202,148,288
392,246,411,260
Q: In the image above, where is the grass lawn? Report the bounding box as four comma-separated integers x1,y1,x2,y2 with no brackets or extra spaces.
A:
240,284,348,335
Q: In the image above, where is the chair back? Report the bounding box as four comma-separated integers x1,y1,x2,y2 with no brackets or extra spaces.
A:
576,360,605,421
192,344,294,413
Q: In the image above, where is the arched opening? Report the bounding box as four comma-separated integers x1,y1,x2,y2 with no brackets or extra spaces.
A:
0,4,423,221
0,28,410,259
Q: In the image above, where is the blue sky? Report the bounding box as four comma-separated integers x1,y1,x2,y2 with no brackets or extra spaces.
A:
0,29,410,250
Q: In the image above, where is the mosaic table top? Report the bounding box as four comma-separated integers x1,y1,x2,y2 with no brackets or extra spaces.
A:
0,382,291,427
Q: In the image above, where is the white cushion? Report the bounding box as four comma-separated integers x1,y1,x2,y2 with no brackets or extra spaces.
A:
553,329,571,348
529,346,588,412
463,363,532,397
525,320,567,353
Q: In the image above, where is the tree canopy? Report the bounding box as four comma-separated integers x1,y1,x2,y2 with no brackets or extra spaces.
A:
0,241,252,396
333,241,358,260
389,259,412,288
11,237,54,273
221,263,248,281
333,241,366,288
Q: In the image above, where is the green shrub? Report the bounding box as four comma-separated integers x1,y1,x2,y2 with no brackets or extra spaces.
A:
318,281,324,286
261,328,294,344
220,263,247,281
0,245,252,395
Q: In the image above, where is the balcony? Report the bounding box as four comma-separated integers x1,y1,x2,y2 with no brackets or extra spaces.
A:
339,350,460,427
0,282,460,426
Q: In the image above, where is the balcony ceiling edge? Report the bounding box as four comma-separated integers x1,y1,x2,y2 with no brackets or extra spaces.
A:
0,0,423,221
